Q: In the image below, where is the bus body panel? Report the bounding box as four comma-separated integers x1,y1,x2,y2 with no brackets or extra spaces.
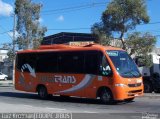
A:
15,71,114,99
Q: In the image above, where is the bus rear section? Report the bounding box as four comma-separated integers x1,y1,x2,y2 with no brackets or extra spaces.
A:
15,44,143,104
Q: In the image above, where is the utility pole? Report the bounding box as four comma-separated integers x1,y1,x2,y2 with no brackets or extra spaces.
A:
13,13,16,53
12,6,16,83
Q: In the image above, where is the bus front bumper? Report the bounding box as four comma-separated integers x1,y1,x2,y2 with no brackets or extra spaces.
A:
113,83,144,101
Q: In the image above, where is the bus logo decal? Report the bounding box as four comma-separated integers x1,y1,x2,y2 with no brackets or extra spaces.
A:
55,75,76,84
18,63,35,90
57,74,95,94
39,75,76,84
21,64,36,78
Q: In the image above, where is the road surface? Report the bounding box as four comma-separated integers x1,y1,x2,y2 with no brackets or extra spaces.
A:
0,87,160,119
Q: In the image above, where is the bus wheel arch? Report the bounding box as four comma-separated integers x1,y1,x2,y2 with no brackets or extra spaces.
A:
36,84,49,99
97,86,114,104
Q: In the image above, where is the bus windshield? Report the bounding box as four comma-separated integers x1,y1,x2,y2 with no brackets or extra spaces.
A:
106,50,141,78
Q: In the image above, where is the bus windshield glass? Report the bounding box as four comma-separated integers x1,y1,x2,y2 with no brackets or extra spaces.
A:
106,50,141,78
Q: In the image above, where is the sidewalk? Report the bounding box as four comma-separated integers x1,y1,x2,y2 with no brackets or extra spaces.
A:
0,80,13,87
143,93,160,98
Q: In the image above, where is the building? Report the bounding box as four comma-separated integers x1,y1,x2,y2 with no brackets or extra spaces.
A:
0,48,8,62
42,32,98,45
152,47,160,55
0,48,12,79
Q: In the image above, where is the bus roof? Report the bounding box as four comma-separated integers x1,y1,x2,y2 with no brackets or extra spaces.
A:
17,44,124,54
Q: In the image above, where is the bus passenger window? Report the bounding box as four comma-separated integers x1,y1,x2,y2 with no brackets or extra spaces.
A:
85,51,101,75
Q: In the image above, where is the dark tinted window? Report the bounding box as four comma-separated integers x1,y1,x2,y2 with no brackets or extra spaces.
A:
16,50,103,75
58,52,84,73
16,53,37,72
84,51,102,74
36,52,58,72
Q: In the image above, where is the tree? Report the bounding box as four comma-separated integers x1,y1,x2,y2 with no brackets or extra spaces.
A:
95,0,149,49
15,0,47,50
126,32,157,67
91,22,111,45
1,43,14,62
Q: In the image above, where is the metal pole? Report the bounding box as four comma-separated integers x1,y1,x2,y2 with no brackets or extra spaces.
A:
12,12,16,84
13,13,16,53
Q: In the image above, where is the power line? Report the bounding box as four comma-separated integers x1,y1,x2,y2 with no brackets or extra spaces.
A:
0,25,13,40
48,28,90,31
41,2,108,15
0,30,11,34
42,2,107,13
47,21,160,31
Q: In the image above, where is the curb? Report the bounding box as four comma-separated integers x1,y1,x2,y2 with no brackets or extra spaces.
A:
0,81,13,87
143,93,160,98
0,83,13,87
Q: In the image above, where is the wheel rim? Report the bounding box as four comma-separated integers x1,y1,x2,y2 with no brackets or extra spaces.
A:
101,89,111,103
39,87,46,98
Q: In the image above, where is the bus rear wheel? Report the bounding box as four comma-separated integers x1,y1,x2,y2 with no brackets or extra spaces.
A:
100,88,113,104
37,86,48,99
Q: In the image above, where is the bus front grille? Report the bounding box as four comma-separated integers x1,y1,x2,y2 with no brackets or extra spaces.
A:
128,90,143,96
128,83,141,87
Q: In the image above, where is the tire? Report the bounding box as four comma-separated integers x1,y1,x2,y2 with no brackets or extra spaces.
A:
60,95,70,98
37,86,48,99
100,88,113,104
143,81,153,93
125,98,134,102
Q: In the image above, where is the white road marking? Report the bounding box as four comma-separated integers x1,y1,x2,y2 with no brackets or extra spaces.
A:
83,111,98,113
45,107,66,111
23,105,66,110
23,104,34,108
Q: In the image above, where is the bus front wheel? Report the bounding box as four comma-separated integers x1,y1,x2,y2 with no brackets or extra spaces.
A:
37,86,48,99
100,88,113,104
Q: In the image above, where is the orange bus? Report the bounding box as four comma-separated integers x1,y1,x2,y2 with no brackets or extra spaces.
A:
15,44,143,104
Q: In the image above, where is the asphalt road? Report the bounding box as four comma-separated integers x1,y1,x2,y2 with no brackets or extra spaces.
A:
0,87,160,119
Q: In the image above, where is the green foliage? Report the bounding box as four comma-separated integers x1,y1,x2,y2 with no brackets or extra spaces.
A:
126,32,156,67
126,32,156,55
2,43,15,62
136,55,153,68
91,22,111,45
15,0,47,50
93,0,150,49
7,49,15,62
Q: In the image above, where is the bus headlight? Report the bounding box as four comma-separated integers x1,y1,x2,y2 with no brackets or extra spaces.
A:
137,79,142,83
115,84,127,87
